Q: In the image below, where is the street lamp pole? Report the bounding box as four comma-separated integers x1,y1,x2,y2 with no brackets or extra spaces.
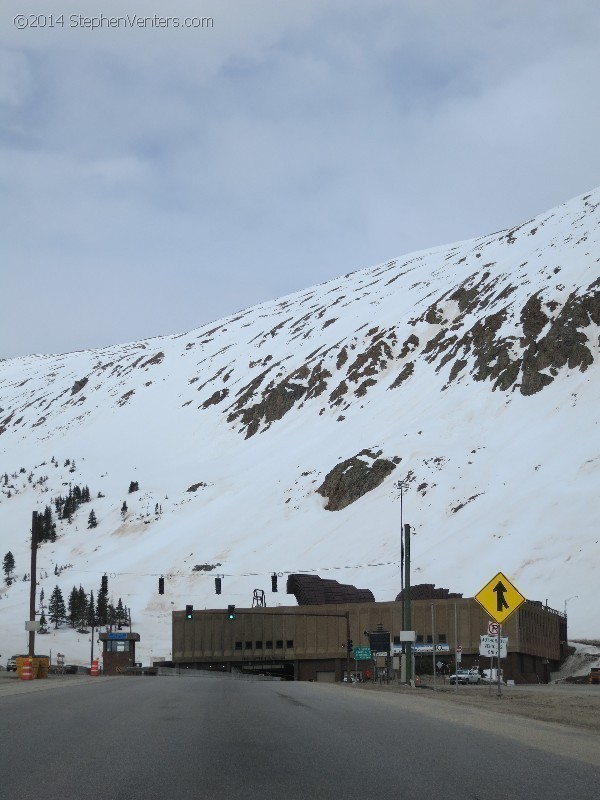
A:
404,523,412,684
564,596,578,616
28,511,39,658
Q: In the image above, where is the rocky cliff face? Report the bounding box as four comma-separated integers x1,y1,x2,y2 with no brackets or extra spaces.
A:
2,193,598,452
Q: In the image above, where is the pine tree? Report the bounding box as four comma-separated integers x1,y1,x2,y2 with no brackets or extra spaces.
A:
48,585,66,628
67,586,77,627
38,505,57,543
77,585,88,630
3,550,15,584
68,586,83,628
61,491,74,522
87,590,95,627
115,597,127,630
96,581,109,627
87,509,97,529
38,587,48,632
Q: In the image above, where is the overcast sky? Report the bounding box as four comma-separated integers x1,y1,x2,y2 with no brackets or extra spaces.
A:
2,0,600,359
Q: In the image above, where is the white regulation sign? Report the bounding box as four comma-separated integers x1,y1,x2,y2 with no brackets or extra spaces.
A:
479,635,508,658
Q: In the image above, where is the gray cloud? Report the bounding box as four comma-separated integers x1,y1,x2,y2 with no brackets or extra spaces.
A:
2,0,600,357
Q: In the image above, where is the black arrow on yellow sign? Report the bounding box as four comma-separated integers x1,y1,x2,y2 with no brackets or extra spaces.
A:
493,581,510,612
475,572,526,624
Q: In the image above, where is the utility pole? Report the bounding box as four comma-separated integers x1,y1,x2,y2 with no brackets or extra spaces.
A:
403,523,412,683
454,603,458,693
399,484,404,600
431,604,436,690
345,611,351,683
28,511,39,658
90,616,95,665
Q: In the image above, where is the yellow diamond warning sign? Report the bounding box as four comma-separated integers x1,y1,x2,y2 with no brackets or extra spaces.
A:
474,572,526,624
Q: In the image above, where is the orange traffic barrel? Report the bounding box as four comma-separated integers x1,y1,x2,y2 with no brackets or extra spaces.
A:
91,659,100,677
21,658,33,681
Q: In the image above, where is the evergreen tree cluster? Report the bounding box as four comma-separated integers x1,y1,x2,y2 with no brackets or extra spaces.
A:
53,484,91,522
66,585,92,629
37,505,57,544
54,562,74,576
48,583,130,631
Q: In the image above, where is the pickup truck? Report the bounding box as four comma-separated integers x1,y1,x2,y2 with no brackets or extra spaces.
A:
449,668,481,685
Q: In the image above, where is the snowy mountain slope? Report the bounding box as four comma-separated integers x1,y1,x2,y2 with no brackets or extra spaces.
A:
0,188,599,665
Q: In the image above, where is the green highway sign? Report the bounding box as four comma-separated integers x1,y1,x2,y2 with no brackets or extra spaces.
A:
352,647,372,660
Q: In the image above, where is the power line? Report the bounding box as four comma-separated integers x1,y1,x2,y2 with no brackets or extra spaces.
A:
38,560,401,580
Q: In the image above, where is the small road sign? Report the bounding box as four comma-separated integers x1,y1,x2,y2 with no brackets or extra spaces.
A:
475,572,526,624
480,636,508,658
488,621,501,636
352,647,372,661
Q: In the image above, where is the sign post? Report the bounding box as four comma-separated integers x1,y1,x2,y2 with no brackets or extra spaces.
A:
475,572,526,696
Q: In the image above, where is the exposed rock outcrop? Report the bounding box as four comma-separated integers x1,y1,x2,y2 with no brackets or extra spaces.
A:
317,449,399,511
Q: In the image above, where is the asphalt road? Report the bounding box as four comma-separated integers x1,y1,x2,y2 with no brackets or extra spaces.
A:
0,674,598,800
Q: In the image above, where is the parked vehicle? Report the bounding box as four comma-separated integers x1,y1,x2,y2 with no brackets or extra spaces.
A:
481,668,505,684
6,655,20,672
449,668,480,685
589,667,600,685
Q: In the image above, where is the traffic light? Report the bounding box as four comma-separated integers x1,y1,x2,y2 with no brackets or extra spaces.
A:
271,573,278,592
347,639,353,653
101,574,108,593
186,604,193,620
227,604,235,620
215,577,222,595
158,577,164,595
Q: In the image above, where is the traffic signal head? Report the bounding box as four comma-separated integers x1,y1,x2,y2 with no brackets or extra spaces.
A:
348,639,353,652
101,574,108,593
227,604,235,620
185,604,193,620
215,577,222,595
158,577,165,595
271,573,278,592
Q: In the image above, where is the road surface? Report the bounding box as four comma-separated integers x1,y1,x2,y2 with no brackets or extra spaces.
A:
1,673,597,799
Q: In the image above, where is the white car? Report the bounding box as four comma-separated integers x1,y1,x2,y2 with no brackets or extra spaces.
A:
6,655,19,672
449,668,481,685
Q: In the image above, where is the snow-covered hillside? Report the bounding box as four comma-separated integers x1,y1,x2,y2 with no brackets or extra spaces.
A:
1,188,599,665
